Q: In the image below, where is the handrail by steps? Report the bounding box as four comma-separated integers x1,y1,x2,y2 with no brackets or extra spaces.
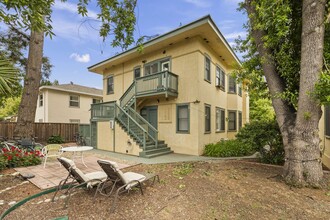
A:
127,107,158,147
115,104,148,151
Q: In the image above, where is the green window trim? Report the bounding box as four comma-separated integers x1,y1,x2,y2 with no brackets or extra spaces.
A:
216,66,225,91
216,107,225,132
107,75,114,94
144,58,171,76
204,55,211,83
134,66,141,79
238,83,242,96
228,110,237,131
205,104,211,133
228,75,236,94
238,111,242,130
326,106,330,137
176,104,190,133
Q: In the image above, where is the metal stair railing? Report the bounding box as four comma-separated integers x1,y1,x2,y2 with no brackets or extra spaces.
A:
115,104,148,151
127,107,158,148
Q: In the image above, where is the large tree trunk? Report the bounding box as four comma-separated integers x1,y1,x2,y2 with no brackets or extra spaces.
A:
14,30,44,138
283,0,325,186
245,0,325,186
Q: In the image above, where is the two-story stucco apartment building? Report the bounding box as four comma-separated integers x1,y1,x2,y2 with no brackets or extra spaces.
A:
320,106,330,168
88,15,249,158
35,84,102,124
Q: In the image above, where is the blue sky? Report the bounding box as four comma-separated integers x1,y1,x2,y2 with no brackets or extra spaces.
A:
44,0,247,89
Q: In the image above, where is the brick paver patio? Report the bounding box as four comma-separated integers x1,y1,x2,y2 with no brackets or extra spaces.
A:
15,155,134,190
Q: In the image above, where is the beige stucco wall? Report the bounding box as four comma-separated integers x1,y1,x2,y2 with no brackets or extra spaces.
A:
97,121,113,151
96,37,248,156
35,89,101,123
320,106,330,168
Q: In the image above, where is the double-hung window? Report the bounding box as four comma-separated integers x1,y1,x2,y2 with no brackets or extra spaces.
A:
326,106,330,136
205,105,211,133
216,66,225,90
107,75,114,94
228,110,237,131
216,107,225,132
39,94,43,107
93,99,101,104
238,83,242,96
228,76,236,93
134,67,141,79
205,56,211,82
69,95,79,107
238,111,242,129
177,104,189,133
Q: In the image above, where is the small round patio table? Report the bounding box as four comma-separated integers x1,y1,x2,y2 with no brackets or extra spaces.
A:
61,146,93,167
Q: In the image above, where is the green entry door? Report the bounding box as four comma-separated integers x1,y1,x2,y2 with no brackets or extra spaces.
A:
141,106,158,138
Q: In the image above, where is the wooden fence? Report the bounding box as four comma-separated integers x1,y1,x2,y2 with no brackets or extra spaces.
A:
0,122,79,143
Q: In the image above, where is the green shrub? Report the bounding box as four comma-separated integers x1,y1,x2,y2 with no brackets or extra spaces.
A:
235,120,284,165
0,155,8,170
47,135,64,144
204,139,254,157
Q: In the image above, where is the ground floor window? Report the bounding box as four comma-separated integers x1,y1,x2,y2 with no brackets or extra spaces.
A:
228,110,237,131
326,106,330,136
238,111,242,129
216,107,225,132
177,104,189,133
205,105,211,133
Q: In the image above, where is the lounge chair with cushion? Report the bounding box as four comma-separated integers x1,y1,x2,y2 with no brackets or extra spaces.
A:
41,144,63,168
52,157,107,208
96,159,160,212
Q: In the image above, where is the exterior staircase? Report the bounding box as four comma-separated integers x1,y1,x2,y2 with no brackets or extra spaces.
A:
116,89,173,158
91,71,178,158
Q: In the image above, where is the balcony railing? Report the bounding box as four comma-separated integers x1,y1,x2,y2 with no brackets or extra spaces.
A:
119,71,178,108
91,101,116,120
135,71,178,98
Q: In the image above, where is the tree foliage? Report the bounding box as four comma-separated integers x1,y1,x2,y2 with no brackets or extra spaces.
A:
0,96,21,121
0,57,19,96
237,0,328,186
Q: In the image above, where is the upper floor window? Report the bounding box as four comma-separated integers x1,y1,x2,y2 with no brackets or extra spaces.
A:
93,99,101,104
216,66,225,90
326,106,330,136
177,104,190,133
216,107,225,132
134,67,141,79
205,104,211,133
39,94,43,107
238,83,242,96
228,76,236,93
107,75,114,94
144,59,170,76
228,110,237,131
205,56,211,82
69,95,79,108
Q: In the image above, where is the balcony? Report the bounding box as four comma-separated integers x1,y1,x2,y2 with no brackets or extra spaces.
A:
120,71,178,108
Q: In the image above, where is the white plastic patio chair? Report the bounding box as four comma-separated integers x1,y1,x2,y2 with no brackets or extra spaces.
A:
41,144,63,168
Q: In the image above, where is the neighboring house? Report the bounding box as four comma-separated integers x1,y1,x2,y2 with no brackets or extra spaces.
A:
320,106,330,168
35,84,103,124
88,15,249,158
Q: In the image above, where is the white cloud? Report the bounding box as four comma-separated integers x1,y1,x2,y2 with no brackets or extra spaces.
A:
184,0,211,8
51,14,101,43
53,0,98,19
224,31,247,40
70,53,91,63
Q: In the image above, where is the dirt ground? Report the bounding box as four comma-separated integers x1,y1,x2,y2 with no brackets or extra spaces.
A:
1,160,330,220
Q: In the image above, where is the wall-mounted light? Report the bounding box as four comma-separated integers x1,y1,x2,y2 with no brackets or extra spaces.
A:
193,100,200,104
142,60,147,63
